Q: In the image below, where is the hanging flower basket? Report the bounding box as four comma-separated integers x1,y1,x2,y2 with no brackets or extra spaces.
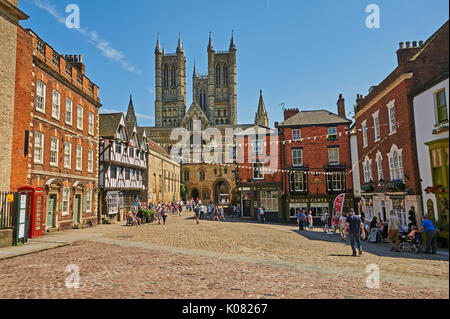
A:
362,181,374,193
387,180,406,192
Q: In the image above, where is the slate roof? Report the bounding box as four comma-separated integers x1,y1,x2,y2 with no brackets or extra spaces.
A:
279,110,351,127
99,113,123,138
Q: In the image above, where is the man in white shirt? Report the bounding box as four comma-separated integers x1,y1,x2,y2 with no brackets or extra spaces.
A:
388,211,401,252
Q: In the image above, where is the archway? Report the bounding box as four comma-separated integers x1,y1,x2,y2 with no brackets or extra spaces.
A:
213,180,230,205
191,188,200,201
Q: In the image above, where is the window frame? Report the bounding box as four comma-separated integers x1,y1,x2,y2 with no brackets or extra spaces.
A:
292,129,301,142
327,127,338,140
252,162,264,180
435,88,448,124
62,187,70,216
328,147,340,166
87,149,94,173
292,148,303,167
51,90,60,120
64,142,72,169
34,131,44,164
65,98,73,125
77,105,84,131
36,80,46,113
387,100,396,134
50,137,59,167
88,112,94,135
76,145,83,171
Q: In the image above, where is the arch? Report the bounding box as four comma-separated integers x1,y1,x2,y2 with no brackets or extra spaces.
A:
168,119,172,127
220,119,224,125
72,181,86,192
213,179,230,205
45,178,64,191
163,120,167,127
215,119,219,125
191,188,200,201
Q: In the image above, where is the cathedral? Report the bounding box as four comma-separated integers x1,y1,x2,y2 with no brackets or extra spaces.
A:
144,32,269,204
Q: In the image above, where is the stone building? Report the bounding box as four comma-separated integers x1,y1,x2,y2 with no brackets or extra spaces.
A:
13,28,102,231
145,33,268,205
0,0,28,191
354,20,449,227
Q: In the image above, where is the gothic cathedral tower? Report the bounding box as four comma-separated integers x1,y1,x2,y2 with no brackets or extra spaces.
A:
155,34,187,128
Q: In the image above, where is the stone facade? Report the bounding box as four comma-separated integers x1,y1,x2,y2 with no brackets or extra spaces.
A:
0,0,27,191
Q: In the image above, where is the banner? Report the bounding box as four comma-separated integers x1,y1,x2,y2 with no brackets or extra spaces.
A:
333,193,346,217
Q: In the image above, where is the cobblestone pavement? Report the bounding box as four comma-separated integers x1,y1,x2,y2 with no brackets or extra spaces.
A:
0,214,448,299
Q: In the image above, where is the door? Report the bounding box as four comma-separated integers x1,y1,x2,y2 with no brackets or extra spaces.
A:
74,194,81,225
243,200,251,217
47,194,57,229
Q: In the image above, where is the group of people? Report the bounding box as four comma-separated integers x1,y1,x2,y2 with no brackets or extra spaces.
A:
126,199,186,227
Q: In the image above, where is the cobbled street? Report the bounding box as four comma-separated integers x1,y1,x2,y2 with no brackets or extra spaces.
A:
0,214,448,299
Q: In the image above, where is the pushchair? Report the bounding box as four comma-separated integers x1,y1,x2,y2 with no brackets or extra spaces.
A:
399,232,423,254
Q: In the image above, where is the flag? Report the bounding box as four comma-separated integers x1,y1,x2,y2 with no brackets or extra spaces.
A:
333,193,346,217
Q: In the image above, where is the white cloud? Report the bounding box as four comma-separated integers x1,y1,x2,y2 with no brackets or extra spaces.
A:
136,113,154,120
33,0,142,74
100,108,123,114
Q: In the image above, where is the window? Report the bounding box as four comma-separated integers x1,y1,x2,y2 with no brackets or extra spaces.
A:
327,172,345,192
363,157,373,183
88,112,94,135
292,129,301,141
125,168,130,180
34,132,44,164
62,188,70,215
376,154,384,181
76,145,82,171
183,170,190,182
50,137,59,166
64,142,71,169
65,98,73,125
293,172,308,192
86,189,92,213
87,149,94,173
36,39,45,56
389,150,404,181
129,147,134,158
171,65,176,88
52,90,60,120
199,170,205,182
260,191,278,212
373,112,380,141
163,66,168,88
328,147,339,166
77,105,83,130
292,149,303,167
110,166,117,179
36,81,46,112
253,162,264,180
362,121,368,147
215,64,221,87
328,127,337,140
435,89,448,124
387,100,396,133
253,139,263,155
115,142,121,154
107,193,119,214
223,64,228,86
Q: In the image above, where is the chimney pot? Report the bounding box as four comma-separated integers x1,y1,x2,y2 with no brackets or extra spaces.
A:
79,55,83,63
412,41,417,48
419,40,424,46
399,42,404,49
406,41,411,48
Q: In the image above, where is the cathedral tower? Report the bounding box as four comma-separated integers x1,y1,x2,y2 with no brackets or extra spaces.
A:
155,34,187,128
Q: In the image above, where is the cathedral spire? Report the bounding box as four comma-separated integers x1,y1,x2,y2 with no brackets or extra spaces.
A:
255,90,269,127
177,33,184,53
126,94,137,124
207,32,214,52
162,43,166,56
229,30,236,50
193,59,198,77
155,33,162,54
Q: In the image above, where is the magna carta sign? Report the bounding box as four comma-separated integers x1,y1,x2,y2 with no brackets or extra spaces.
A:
310,178,323,184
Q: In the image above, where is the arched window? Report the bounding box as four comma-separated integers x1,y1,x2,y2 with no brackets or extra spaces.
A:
220,119,224,125
223,64,228,86
168,119,172,127
199,170,205,182
215,64,221,87
183,170,190,182
215,119,219,125
171,65,176,88
163,66,169,88
389,150,404,181
163,120,167,127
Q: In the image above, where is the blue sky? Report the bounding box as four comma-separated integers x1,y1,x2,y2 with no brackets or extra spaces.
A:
20,0,449,127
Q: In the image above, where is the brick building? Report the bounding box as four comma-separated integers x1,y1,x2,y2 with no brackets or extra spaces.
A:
12,28,102,231
276,95,353,225
353,20,449,227
0,0,28,191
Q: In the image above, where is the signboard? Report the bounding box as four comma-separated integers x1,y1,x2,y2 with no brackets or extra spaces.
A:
7,194,14,203
369,228,378,243
333,193,346,217
15,193,28,245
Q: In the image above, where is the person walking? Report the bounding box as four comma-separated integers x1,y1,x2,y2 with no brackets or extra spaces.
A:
257,207,265,223
235,205,240,218
419,216,438,254
200,204,205,220
194,204,200,224
339,212,347,240
321,211,329,233
296,208,302,231
220,207,226,221
344,209,365,256
388,211,401,252
162,206,168,225
308,211,314,231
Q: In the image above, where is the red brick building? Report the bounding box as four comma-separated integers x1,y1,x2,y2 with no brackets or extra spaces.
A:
353,21,449,227
276,95,353,225
11,27,102,231
236,125,281,221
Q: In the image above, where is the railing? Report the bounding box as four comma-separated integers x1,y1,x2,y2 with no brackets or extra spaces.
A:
0,191,15,230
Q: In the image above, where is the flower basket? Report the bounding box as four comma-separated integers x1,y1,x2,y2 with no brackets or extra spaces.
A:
387,180,406,192
362,182,374,193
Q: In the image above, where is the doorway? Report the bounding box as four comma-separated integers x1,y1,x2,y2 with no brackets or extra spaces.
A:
191,189,200,201
47,194,57,229
74,194,81,225
243,199,251,217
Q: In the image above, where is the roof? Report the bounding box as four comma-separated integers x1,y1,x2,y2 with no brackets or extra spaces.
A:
147,138,170,158
236,125,276,136
99,113,123,138
279,110,351,127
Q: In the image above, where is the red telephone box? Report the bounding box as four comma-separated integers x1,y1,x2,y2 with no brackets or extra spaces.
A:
18,186,45,238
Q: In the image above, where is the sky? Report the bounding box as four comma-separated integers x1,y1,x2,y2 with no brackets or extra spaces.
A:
19,0,449,127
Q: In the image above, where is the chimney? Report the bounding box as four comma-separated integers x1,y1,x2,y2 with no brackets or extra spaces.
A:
284,108,299,121
65,54,85,75
396,40,420,70
419,40,424,47
337,94,346,119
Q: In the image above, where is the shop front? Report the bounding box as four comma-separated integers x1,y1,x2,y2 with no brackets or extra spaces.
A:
238,184,281,221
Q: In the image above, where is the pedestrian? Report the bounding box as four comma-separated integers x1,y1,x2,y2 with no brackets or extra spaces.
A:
258,207,265,223
200,204,205,220
308,211,314,231
194,204,200,224
236,205,240,218
419,216,438,254
162,206,168,225
321,211,329,233
220,207,226,221
339,212,347,240
388,211,401,252
344,209,365,256
296,208,302,230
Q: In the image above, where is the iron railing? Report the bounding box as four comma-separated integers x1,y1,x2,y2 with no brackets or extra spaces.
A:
0,191,15,230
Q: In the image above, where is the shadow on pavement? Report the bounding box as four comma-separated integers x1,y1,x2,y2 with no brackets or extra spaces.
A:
292,229,449,261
